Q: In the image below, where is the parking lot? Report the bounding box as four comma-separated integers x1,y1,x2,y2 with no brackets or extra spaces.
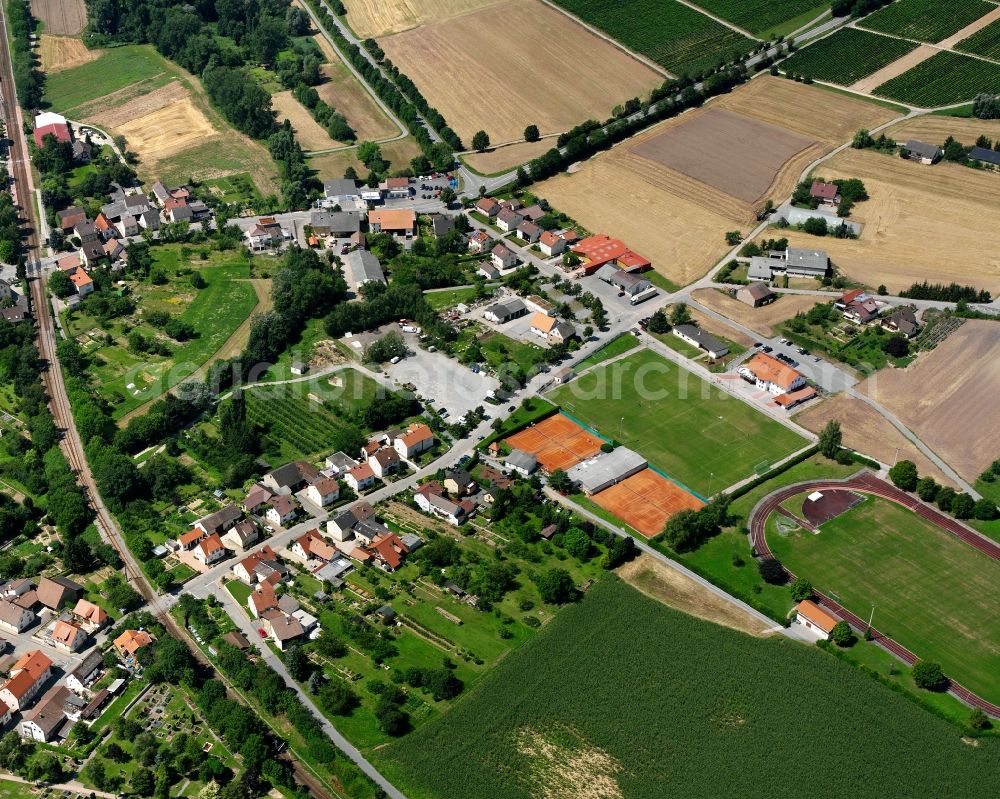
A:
385,348,500,419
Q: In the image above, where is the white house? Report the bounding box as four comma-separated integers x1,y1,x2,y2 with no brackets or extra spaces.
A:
66,651,103,695
345,463,376,492
795,600,838,640
0,600,34,634
538,230,567,257
221,519,260,552
393,423,434,460
266,495,299,527
0,651,52,711
738,353,807,396
368,448,400,479
193,534,228,566
491,244,518,270
304,477,340,508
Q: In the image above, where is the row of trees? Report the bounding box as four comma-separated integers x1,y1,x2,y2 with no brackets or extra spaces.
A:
898,281,991,303
7,0,43,108
888,460,999,521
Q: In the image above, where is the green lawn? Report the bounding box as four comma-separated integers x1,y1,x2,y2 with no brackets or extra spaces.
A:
549,349,807,495
424,285,485,310
225,579,253,612
66,248,259,417
45,45,171,113
379,577,1000,799
768,494,1000,703
574,333,639,372
480,332,546,375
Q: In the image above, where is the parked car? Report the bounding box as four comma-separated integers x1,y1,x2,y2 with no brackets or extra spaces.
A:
258,628,266,638
762,345,773,353
508,405,516,412
753,342,762,348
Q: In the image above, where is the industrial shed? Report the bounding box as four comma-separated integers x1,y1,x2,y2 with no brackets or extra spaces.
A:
567,447,647,495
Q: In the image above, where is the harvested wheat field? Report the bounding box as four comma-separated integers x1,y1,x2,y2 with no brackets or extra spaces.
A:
463,139,555,174
884,114,1000,148
272,91,338,150
714,75,900,145
632,107,820,205
796,394,957,488
378,0,661,142
309,137,423,180
39,34,97,73
619,554,774,636
858,320,1000,482
115,98,218,166
690,289,818,337
342,0,502,38
87,80,189,129
318,63,398,142
31,0,86,35
537,148,739,287
778,148,1000,293
685,306,754,349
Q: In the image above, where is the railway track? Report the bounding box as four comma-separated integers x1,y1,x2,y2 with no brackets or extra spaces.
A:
748,471,1000,717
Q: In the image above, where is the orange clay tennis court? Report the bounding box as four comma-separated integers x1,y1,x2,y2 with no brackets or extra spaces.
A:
592,469,704,538
505,413,604,472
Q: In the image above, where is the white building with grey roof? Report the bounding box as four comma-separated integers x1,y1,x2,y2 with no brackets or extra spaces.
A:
343,249,385,292
567,448,647,495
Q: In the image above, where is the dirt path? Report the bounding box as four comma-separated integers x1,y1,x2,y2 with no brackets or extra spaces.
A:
850,43,939,93
938,4,1000,49
618,554,774,637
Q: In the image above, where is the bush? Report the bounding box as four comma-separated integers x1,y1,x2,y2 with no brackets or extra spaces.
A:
888,460,918,491
911,660,948,692
758,558,787,585
830,620,855,648
790,578,813,601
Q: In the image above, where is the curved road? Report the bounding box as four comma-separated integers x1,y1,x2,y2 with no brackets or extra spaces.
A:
747,471,1000,716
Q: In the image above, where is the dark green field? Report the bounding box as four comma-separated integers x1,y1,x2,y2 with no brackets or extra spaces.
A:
768,495,1000,702
874,50,1000,106
859,0,995,43
380,578,1000,799
780,29,918,85
553,0,754,75
691,0,829,37
956,18,1000,60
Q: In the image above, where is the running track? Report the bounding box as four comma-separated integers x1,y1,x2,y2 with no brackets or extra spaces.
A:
748,471,1000,717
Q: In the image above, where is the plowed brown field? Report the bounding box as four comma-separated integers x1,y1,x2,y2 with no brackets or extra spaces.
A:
691,289,819,337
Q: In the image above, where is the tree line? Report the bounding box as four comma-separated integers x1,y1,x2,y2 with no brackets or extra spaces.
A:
899,281,991,303
7,0,43,108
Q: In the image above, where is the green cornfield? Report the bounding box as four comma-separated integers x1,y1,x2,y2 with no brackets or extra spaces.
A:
875,50,1000,106
380,578,1000,799
859,0,995,43
554,0,754,75
780,29,918,84
955,18,1000,60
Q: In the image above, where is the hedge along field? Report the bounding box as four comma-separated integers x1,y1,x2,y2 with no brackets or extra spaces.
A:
859,0,996,43
779,28,918,85
875,50,1000,106
956,18,1000,60
553,0,754,75
689,0,829,37
380,578,1000,799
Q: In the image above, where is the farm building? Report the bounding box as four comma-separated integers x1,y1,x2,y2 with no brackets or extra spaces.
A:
549,321,577,344
571,234,651,275
343,250,386,292
903,140,942,165
969,146,1000,167
33,115,71,149
795,600,838,640
810,181,840,205
735,282,775,307
595,264,654,299
368,209,416,237
749,248,829,280
567,448,647,495
882,307,920,338
739,353,806,396
484,298,527,324
672,324,728,359
529,312,558,339
322,179,361,208
785,207,862,236
525,295,556,316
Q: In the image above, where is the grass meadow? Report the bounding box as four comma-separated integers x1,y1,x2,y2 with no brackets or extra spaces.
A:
44,45,170,113
767,494,1000,702
549,349,807,494
380,577,1000,799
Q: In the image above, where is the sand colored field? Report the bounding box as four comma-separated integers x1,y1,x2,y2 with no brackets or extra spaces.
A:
31,0,86,35
714,75,900,145
858,320,1000,482
884,113,1000,147
685,306,755,349
342,0,502,38
851,44,938,93
631,108,820,205
115,98,219,166
796,394,957,488
505,413,604,473
536,148,739,287
592,469,703,538
779,147,1000,293
309,137,423,180
619,554,773,636
463,139,556,174
690,289,819,337
39,34,98,73
318,63,398,142
378,0,662,142
88,80,189,129
271,91,339,150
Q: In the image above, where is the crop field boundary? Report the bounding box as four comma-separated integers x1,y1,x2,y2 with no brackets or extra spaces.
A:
748,470,1000,717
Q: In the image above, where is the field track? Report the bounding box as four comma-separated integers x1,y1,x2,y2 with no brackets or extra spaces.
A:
749,471,1000,716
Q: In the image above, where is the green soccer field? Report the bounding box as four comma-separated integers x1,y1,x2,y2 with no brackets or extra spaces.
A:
768,494,1000,703
548,349,807,495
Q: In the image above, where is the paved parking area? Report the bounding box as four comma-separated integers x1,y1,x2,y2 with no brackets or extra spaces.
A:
385,349,499,419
